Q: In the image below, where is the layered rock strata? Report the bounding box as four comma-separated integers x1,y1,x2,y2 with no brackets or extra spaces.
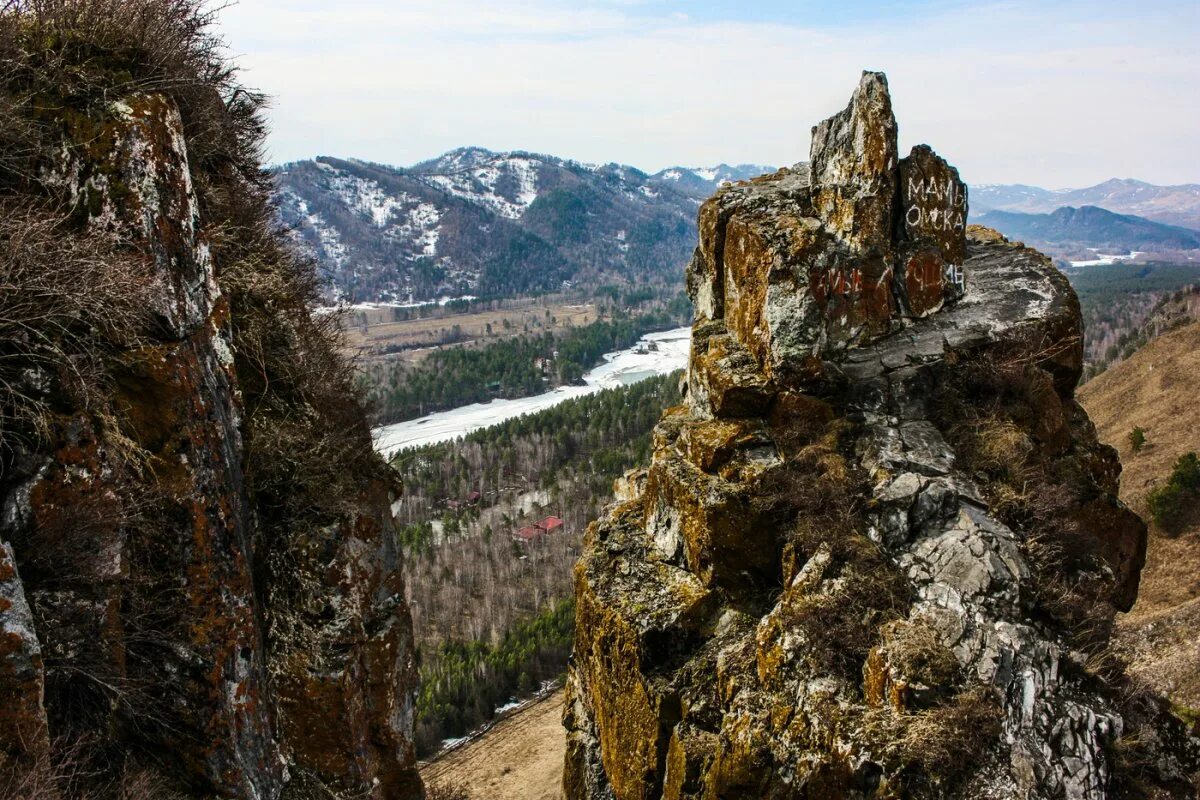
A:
0,31,420,800
565,72,1198,799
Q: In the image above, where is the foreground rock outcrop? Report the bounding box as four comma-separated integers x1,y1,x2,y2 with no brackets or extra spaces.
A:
565,72,1199,799
0,5,420,798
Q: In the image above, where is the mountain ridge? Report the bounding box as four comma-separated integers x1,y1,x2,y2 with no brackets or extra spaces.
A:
273,148,772,303
976,204,1200,253
973,177,1200,230
276,147,1200,305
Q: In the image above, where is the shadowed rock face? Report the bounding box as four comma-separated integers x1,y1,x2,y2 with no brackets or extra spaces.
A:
896,145,968,317
565,73,1199,800
0,93,421,800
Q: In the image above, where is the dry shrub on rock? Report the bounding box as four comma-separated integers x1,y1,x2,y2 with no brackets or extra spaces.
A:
424,782,473,800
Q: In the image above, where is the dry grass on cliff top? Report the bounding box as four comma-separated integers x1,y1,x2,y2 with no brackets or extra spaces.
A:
2,1,395,794
1078,320,1200,709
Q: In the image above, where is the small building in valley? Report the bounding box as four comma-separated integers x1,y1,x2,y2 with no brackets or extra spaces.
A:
511,516,566,546
513,525,543,544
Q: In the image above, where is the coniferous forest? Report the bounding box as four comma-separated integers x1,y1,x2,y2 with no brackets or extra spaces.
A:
364,307,686,424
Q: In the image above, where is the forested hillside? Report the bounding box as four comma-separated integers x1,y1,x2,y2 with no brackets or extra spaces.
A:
274,151,769,303
390,374,681,755
1065,262,1200,379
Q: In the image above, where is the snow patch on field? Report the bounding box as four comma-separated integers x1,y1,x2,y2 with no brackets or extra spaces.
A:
1069,250,1144,267
494,700,522,715
318,294,478,315
372,327,691,457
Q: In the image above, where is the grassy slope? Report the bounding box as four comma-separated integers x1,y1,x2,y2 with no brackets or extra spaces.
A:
1078,321,1200,708
420,690,565,799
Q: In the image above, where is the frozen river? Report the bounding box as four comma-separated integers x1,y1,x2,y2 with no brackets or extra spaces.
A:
371,327,691,457
1068,250,1144,267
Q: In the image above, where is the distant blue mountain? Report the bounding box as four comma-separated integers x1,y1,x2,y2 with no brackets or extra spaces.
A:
976,205,1200,252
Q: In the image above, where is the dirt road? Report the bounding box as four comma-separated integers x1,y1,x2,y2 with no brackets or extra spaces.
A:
420,691,566,800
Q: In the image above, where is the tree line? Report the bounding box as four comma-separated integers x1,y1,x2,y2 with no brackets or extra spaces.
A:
395,373,682,755
366,309,684,424
1066,263,1200,381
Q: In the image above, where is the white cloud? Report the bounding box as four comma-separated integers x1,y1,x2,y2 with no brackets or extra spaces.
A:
219,0,1200,187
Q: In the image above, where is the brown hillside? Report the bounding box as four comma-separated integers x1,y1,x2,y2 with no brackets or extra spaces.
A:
420,691,566,799
1079,320,1200,708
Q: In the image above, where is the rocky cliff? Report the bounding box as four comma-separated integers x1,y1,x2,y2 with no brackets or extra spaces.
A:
564,72,1200,799
0,4,420,798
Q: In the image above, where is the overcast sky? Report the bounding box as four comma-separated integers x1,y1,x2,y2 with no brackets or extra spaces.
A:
219,0,1199,188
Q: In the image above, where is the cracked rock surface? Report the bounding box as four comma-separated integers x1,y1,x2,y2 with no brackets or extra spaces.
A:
1,76,420,800
564,72,1199,800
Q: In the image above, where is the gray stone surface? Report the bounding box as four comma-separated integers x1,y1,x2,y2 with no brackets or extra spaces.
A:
566,71,1196,800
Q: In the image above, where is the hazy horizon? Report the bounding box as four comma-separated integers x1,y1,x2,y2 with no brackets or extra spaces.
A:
221,0,1200,188
277,149,1200,192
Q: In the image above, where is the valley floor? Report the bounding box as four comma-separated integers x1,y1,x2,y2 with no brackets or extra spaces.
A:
343,299,599,366
420,690,566,800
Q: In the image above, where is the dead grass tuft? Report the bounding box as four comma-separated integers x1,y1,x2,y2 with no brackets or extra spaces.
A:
0,736,186,800
860,686,1005,798
753,411,913,683
0,203,153,450
425,783,473,800
971,415,1035,481
934,352,1124,648
894,687,1005,787
877,618,961,690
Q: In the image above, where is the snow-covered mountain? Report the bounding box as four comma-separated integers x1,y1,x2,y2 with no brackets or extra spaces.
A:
273,148,776,303
650,163,777,198
971,178,1200,231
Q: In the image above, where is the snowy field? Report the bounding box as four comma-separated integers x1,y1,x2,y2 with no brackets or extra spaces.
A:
372,327,691,457
317,294,478,315
1068,250,1143,267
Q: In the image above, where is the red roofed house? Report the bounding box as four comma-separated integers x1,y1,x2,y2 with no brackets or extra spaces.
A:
536,516,564,533
513,526,543,544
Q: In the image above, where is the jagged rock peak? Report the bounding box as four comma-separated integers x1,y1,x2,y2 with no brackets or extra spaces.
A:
567,73,1199,800
810,70,899,261
685,72,974,398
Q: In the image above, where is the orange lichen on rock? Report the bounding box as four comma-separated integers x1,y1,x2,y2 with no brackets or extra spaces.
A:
0,18,421,799
565,72,1196,800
